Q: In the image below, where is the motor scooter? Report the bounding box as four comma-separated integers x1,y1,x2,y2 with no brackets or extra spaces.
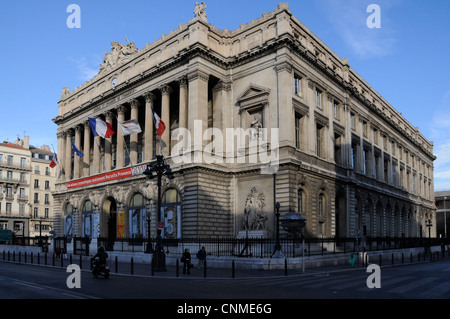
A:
91,256,110,279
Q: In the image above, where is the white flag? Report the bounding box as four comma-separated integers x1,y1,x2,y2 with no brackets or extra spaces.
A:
119,119,142,136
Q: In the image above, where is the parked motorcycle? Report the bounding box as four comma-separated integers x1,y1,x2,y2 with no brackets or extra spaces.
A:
91,257,110,279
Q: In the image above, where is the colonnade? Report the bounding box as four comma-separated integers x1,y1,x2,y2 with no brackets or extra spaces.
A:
56,72,208,182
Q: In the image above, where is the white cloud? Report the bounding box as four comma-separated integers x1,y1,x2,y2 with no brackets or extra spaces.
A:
68,56,99,83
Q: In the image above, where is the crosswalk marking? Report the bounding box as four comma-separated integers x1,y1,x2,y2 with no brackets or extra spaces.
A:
386,277,439,294
356,275,414,291
421,280,450,297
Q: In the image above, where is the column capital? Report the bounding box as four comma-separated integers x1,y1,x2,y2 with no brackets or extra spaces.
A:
144,91,156,103
66,129,73,137
160,84,173,95
75,125,83,133
129,98,140,109
105,111,114,121
187,69,209,82
83,120,91,129
117,104,126,114
178,76,188,87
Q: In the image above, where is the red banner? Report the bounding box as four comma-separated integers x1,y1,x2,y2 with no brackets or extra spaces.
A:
66,164,147,189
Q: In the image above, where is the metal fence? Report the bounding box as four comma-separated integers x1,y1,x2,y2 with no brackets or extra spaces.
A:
2,235,449,258
97,236,450,258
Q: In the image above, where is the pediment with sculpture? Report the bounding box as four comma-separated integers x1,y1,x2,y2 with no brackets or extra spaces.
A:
99,38,139,74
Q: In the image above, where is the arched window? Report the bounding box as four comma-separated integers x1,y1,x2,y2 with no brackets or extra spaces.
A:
297,189,304,215
318,194,324,216
82,200,93,238
161,188,181,239
129,193,146,238
64,203,73,237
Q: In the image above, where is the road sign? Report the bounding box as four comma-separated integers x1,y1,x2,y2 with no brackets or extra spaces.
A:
0,230,12,241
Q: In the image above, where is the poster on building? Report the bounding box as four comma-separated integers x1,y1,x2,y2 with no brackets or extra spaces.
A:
162,205,180,239
117,209,126,238
129,208,145,238
64,214,73,237
92,212,100,238
82,213,92,237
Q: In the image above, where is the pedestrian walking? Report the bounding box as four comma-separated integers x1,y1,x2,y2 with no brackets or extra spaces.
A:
181,248,192,274
196,246,207,269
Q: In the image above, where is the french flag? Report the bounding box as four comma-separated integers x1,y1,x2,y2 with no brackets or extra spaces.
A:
151,107,166,138
88,117,115,138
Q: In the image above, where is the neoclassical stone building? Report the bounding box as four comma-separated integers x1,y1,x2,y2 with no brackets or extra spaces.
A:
52,3,436,241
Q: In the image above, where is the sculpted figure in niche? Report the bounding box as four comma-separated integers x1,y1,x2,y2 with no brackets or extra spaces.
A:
250,114,263,141
243,186,267,231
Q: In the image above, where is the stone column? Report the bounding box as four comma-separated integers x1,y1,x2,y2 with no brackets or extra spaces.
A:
104,111,113,171
65,130,73,180
83,121,91,177
188,70,209,159
117,105,126,168
144,92,155,162
74,125,82,179
57,132,65,181
275,61,294,148
93,134,101,175
130,99,140,165
179,77,188,129
160,85,172,155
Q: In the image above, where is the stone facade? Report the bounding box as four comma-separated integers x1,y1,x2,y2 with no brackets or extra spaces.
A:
52,3,436,240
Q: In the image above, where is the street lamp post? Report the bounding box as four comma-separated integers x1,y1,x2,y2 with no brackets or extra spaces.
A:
143,155,174,270
426,219,433,238
444,197,447,239
273,202,281,256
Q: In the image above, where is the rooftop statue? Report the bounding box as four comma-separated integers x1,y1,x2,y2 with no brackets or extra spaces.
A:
194,2,207,20
99,38,138,74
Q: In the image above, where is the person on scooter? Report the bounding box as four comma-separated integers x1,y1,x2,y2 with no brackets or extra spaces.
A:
93,246,108,272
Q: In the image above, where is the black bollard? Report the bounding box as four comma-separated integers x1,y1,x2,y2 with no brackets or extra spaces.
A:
284,259,288,276
232,260,235,278
204,260,207,278
31,252,33,264
13,251,15,262
176,259,179,277
131,257,134,275
38,253,40,265
70,254,72,265
79,254,82,269
115,256,118,273
18,251,21,263
52,253,55,266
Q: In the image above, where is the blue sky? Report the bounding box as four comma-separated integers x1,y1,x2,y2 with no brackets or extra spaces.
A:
0,0,449,190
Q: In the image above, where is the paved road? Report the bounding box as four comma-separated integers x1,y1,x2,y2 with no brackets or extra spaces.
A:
0,258,449,300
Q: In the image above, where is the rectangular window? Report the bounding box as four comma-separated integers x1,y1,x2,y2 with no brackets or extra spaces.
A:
351,113,356,130
45,208,49,219
334,133,343,166
34,207,39,218
351,142,358,170
315,88,322,108
316,124,324,158
374,154,380,180
363,149,370,175
384,159,389,183
295,113,303,149
294,75,302,95
34,193,39,204
333,101,339,120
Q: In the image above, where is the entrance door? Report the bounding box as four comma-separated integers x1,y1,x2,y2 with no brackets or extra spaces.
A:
102,198,117,242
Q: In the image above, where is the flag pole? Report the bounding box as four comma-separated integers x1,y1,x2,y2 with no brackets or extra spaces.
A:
116,116,134,167
50,144,61,180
